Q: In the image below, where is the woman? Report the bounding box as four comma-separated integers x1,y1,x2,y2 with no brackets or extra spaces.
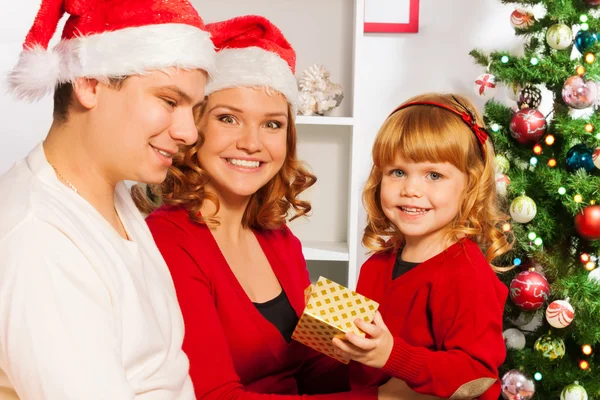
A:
137,15,418,400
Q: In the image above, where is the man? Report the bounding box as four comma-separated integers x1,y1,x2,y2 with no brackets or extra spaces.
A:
0,0,215,398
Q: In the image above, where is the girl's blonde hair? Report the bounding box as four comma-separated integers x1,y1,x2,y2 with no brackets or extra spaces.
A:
133,101,316,230
362,93,512,271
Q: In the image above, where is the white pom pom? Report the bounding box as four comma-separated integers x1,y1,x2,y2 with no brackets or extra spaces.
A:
6,46,61,101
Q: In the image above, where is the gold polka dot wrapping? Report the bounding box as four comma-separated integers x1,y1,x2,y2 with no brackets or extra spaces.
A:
291,276,379,364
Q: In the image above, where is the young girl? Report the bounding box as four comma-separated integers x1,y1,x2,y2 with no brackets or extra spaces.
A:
333,93,512,400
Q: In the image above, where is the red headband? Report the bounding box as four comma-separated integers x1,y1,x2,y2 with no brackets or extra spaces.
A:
389,101,489,149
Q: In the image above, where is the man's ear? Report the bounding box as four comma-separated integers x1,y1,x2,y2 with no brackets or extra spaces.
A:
72,77,100,110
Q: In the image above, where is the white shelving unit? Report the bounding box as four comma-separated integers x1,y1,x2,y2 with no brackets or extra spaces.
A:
295,116,355,126
302,241,349,262
199,0,365,289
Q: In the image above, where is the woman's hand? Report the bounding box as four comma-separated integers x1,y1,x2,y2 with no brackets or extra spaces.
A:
331,311,393,368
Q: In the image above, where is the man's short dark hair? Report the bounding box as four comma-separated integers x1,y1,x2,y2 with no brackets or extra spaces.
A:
53,78,128,124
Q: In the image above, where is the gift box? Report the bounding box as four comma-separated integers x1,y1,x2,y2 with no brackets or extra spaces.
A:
291,276,379,364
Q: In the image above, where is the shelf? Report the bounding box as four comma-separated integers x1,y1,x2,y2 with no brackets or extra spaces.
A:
301,241,349,261
295,115,355,126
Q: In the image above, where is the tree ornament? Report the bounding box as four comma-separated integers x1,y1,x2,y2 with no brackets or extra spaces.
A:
509,195,537,223
501,370,535,400
593,147,600,169
589,267,600,283
509,270,549,311
585,0,600,4
473,74,497,99
507,82,522,101
562,75,598,109
503,328,526,350
575,30,598,53
517,86,542,109
545,299,574,328
510,9,535,29
495,173,511,197
546,23,574,50
534,332,566,360
494,154,510,174
566,144,596,172
560,382,588,400
509,109,546,145
575,205,600,240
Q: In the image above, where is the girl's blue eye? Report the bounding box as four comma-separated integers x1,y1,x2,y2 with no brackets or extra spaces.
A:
429,172,442,180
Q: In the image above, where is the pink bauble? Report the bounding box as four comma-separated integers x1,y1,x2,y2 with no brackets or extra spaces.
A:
562,75,598,109
509,109,547,145
584,0,600,5
509,270,550,311
593,147,600,169
545,299,574,328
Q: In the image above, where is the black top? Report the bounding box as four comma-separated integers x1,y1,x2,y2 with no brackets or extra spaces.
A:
253,290,298,343
392,251,421,280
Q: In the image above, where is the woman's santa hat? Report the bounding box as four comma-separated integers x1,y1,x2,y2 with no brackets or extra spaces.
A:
205,15,298,109
8,0,216,101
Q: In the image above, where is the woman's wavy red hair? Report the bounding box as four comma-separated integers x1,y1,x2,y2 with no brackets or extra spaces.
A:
133,102,316,230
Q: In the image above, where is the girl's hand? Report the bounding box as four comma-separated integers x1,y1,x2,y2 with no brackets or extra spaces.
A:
378,378,443,400
331,311,393,368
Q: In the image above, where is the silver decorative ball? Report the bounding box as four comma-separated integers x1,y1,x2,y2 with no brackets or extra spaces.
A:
501,370,535,400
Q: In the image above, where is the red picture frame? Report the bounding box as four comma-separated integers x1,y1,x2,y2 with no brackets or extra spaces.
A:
363,0,420,33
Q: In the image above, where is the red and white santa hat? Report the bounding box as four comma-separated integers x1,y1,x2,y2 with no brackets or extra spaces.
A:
8,0,216,101
205,15,298,109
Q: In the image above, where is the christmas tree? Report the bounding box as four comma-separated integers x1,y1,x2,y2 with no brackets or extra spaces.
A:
470,1,600,399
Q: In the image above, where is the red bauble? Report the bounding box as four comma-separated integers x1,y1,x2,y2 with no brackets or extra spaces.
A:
509,270,550,311
509,109,547,145
575,205,600,240
584,0,600,5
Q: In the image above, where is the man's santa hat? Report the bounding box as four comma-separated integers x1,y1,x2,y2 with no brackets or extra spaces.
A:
8,0,216,101
205,15,298,109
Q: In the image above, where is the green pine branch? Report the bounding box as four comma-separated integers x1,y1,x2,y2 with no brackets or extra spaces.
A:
472,1,600,397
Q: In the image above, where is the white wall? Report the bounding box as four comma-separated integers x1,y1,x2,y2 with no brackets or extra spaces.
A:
0,1,67,174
